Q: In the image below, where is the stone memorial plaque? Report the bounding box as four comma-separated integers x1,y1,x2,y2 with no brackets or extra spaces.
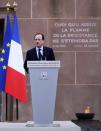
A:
48,19,101,51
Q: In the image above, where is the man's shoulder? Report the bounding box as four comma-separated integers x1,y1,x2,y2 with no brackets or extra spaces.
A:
27,47,36,53
44,46,53,50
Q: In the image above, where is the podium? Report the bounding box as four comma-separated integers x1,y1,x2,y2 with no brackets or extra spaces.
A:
27,61,60,126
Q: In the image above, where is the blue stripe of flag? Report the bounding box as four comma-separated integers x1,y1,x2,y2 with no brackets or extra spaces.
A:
0,15,12,91
12,15,20,43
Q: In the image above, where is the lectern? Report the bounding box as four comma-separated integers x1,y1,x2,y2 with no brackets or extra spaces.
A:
27,61,60,126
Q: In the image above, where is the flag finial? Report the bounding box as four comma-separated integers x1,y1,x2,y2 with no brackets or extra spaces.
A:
5,2,11,12
13,1,18,12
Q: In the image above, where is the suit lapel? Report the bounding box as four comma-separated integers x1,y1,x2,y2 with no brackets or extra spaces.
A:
43,47,47,56
32,48,38,60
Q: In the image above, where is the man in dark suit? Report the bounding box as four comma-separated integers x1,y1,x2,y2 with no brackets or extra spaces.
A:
24,33,55,73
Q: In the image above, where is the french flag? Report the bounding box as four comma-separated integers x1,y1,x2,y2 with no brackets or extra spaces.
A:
5,15,27,103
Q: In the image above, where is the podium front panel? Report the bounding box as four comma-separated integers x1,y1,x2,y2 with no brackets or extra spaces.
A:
28,61,60,126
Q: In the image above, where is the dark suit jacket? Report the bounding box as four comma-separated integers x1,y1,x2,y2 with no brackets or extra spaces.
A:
24,46,55,73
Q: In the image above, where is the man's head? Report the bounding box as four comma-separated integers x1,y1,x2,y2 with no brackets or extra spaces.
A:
34,33,45,47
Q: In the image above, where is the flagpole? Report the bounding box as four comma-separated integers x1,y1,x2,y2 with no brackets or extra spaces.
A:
5,2,10,121
5,2,15,121
13,1,19,120
1,2,11,122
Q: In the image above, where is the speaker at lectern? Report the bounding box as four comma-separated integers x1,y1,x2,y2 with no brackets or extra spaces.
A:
27,61,60,127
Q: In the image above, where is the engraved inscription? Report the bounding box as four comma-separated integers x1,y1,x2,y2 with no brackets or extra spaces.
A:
51,21,99,49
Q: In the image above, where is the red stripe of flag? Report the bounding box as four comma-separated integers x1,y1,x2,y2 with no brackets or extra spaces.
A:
5,66,27,103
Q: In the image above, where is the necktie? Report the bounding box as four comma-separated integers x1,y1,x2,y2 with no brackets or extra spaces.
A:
38,48,42,60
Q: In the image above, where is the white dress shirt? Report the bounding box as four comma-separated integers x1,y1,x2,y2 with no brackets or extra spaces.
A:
36,46,43,58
